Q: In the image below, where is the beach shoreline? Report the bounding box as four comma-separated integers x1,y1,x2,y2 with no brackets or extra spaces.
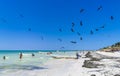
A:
1,51,120,76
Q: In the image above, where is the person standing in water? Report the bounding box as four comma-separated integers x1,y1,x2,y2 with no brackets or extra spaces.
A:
32,53,35,57
76,52,81,59
19,52,23,59
3,56,6,60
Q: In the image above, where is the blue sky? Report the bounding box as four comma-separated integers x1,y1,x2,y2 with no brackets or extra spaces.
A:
0,0,120,50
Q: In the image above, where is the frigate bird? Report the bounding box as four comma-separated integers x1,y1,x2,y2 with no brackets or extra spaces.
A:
80,37,83,40
19,14,24,18
70,41,77,44
90,30,93,35
1,18,7,23
59,28,62,32
77,32,81,36
41,36,44,40
58,38,62,42
71,28,75,32
100,25,105,29
95,29,99,31
97,6,102,11
60,46,65,49
110,16,114,20
80,21,83,26
28,28,31,31
72,22,75,27
80,9,85,13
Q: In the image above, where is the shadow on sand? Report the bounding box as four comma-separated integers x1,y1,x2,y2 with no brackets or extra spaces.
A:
0,64,47,70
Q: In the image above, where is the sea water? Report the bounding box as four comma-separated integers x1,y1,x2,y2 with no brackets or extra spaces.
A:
0,50,78,75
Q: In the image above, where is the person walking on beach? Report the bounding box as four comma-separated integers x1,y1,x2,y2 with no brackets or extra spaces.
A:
19,52,23,59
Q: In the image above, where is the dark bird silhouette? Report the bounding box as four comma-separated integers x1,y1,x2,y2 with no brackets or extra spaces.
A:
90,30,93,35
70,41,77,44
100,25,105,29
80,9,85,13
41,36,44,40
28,28,31,31
95,29,99,31
80,21,83,26
77,32,81,36
59,28,62,32
72,22,75,27
60,46,65,49
71,28,74,32
80,37,83,40
110,16,114,20
19,14,24,18
58,38,62,42
1,18,7,23
97,6,102,11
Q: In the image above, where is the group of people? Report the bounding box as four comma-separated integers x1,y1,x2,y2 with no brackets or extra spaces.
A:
19,53,35,60
2,52,81,60
3,52,35,60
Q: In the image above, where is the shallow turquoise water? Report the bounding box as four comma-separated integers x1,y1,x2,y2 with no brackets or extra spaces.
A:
0,50,81,76
0,50,78,71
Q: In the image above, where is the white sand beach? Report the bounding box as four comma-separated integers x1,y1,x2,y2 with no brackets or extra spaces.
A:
1,51,120,76
40,51,120,76
3,59,89,76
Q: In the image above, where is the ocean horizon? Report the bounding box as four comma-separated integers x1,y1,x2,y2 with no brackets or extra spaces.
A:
0,50,87,54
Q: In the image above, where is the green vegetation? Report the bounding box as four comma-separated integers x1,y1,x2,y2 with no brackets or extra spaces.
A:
101,42,120,52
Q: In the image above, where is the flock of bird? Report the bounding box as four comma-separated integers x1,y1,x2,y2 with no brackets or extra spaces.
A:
58,5,114,49
0,5,114,50
1,13,44,41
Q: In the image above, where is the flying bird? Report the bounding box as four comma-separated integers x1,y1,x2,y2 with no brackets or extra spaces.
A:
71,28,75,32
80,37,83,40
72,22,75,27
1,18,7,23
59,28,62,32
60,46,65,49
77,32,81,36
70,41,77,44
110,16,114,20
80,9,85,13
19,14,24,18
95,29,99,31
41,36,44,40
97,6,102,11
90,30,93,35
80,21,83,26
100,25,105,29
58,38,62,42
28,28,31,31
